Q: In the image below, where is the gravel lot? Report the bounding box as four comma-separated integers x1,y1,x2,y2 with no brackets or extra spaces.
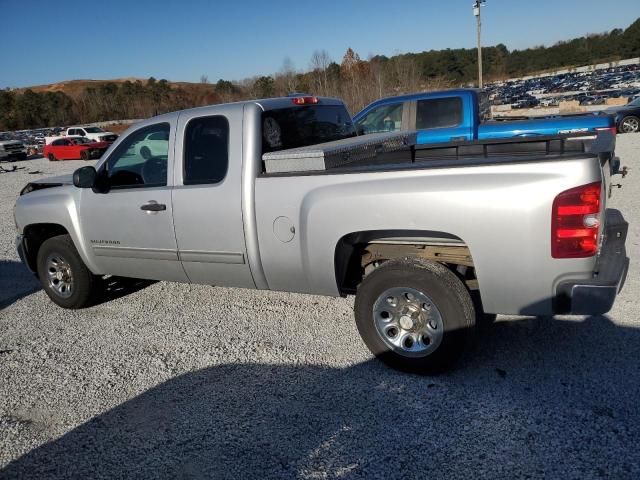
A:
1,135,639,479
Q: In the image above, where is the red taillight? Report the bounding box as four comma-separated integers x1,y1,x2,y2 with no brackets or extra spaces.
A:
291,96,319,105
551,182,602,258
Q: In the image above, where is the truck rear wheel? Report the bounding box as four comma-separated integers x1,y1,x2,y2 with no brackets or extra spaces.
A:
36,234,101,309
354,258,475,374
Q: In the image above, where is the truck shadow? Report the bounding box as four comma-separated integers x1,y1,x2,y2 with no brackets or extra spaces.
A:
0,260,155,311
0,260,40,311
2,315,639,478
98,276,157,305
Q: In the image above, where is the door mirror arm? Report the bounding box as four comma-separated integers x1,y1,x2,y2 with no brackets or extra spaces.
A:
93,168,111,194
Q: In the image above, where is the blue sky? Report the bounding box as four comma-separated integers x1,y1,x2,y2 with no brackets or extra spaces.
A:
1,0,638,88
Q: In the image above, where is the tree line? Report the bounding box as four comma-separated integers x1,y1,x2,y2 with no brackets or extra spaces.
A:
1,18,639,131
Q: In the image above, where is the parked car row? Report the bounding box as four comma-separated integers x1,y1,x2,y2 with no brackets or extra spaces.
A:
0,124,119,162
486,63,640,109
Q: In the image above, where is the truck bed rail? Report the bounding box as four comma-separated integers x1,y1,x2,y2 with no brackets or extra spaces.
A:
261,131,616,176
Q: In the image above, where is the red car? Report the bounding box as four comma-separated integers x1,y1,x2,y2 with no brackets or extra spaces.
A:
43,136,109,161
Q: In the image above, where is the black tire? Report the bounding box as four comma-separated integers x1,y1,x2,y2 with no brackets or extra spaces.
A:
48,153,56,161
355,258,475,374
140,146,151,159
80,150,89,160
36,234,101,309
471,290,497,327
619,115,640,134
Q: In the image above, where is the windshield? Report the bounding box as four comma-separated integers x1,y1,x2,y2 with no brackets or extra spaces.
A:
628,97,640,107
71,137,91,144
83,127,104,133
261,105,356,154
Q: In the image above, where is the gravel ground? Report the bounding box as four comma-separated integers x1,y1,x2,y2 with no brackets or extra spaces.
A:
0,136,639,479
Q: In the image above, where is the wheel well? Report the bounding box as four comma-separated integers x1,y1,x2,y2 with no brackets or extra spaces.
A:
334,230,478,296
22,223,69,271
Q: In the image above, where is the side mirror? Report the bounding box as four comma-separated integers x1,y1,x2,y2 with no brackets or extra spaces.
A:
73,166,97,188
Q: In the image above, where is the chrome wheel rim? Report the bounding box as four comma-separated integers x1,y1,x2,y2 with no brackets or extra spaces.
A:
373,287,444,357
621,117,639,133
46,254,74,299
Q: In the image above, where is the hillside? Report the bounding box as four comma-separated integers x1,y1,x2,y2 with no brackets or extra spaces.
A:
2,17,639,130
15,78,211,99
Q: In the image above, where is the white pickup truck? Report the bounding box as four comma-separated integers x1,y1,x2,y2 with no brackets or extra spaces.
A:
45,126,118,145
14,96,629,373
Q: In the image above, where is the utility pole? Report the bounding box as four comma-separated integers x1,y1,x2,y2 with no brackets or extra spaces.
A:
473,0,486,88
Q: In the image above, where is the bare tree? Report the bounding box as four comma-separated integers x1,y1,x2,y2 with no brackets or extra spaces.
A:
200,75,209,84
310,50,331,94
367,56,385,98
274,57,298,95
389,55,420,93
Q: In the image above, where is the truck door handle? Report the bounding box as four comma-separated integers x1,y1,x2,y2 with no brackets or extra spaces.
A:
140,201,166,212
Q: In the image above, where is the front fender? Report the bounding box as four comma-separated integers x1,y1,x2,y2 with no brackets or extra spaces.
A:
14,186,100,274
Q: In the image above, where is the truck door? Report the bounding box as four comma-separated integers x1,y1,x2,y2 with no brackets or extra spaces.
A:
171,108,255,288
412,96,473,143
77,120,188,282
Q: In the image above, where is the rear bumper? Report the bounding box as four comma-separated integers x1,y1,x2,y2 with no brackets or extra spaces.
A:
555,209,629,315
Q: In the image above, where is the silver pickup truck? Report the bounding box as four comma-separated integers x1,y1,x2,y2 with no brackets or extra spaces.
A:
13,96,629,373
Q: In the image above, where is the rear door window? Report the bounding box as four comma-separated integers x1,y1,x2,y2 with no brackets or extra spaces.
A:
183,115,229,185
416,98,463,129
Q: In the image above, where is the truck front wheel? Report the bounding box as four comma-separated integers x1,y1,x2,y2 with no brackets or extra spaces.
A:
354,258,475,374
36,234,101,309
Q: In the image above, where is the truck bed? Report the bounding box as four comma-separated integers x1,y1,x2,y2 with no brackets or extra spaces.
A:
262,131,617,177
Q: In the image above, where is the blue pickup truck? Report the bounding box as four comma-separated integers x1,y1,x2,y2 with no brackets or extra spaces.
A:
352,89,615,144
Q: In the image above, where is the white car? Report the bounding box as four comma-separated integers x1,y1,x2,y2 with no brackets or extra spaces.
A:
137,130,170,159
